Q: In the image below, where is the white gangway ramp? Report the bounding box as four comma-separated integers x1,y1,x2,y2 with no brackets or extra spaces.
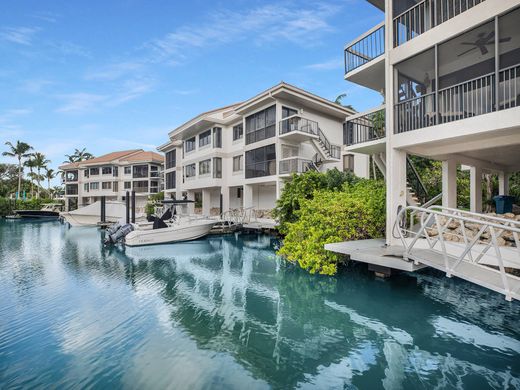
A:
395,205,520,301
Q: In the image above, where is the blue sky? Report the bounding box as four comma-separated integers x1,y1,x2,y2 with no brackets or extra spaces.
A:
0,0,383,180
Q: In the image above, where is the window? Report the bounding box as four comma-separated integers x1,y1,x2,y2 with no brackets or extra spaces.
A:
166,171,176,189
66,184,78,195
213,157,222,178
113,167,118,177
213,127,222,148
245,144,276,178
165,149,176,169
90,167,99,175
282,106,298,118
113,182,118,192
133,180,148,193
199,159,211,175
102,182,112,190
199,130,211,147
233,124,243,140
245,105,276,144
102,166,112,175
150,165,160,178
90,182,99,190
84,169,89,178
185,163,196,178
83,183,89,192
133,165,148,178
237,187,242,199
124,166,131,175
65,170,78,182
150,180,159,194
233,155,243,172
185,137,196,153
124,181,131,189
343,154,355,172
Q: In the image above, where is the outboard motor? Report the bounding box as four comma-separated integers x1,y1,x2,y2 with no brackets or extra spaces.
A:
105,223,134,244
106,221,123,236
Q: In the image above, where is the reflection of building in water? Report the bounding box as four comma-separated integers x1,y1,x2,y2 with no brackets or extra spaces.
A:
58,230,520,389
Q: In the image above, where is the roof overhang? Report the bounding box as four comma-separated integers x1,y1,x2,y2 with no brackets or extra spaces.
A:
234,82,355,119
367,0,384,11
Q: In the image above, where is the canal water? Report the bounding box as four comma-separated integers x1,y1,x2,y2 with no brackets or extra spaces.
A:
0,220,519,389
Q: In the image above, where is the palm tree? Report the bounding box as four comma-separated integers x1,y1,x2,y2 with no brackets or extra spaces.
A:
2,141,33,199
45,168,56,195
50,185,63,200
334,94,354,111
32,152,50,198
24,156,37,197
64,148,94,163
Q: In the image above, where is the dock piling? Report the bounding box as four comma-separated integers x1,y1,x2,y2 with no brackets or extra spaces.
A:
125,191,130,224
131,191,135,223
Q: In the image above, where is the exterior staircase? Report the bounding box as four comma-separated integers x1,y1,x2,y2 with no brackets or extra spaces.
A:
311,127,341,162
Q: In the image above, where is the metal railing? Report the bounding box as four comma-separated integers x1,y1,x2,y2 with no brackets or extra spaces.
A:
393,0,485,47
394,92,436,133
344,107,386,146
406,156,429,205
438,72,495,124
317,128,341,159
279,116,318,136
344,22,385,75
279,158,314,174
499,64,520,110
395,205,520,301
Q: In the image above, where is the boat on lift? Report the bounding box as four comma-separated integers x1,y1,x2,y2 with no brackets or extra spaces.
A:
14,203,63,219
104,200,217,247
60,200,145,227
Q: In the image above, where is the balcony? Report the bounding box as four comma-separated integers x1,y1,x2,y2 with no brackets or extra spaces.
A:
344,106,386,149
344,22,385,91
393,0,486,47
395,64,520,134
279,158,314,175
279,116,319,143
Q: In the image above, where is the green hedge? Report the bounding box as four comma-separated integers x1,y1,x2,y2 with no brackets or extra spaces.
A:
0,198,58,217
277,179,386,275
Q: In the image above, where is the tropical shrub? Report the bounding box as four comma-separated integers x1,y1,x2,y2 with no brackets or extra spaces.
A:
273,169,358,235
0,197,56,216
278,179,386,275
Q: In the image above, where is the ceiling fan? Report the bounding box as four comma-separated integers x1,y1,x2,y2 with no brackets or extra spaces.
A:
457,31,511,57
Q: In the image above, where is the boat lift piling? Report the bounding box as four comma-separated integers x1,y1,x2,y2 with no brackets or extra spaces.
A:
131,191,136,223
125,191,130,224
100,196,106,223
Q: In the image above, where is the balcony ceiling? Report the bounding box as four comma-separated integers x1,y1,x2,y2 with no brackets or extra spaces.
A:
367,0,384,11
345,56,385,93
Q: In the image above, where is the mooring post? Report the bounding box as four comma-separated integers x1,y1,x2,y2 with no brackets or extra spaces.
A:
125,191,130,224
220,193,223,215
131,191,136,223
100,196,106,223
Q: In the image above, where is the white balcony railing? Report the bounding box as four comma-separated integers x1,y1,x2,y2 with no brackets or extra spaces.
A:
344,22,385,75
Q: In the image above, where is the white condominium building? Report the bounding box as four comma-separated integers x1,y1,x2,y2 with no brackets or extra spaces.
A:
158,82,370,216
343,0,520,244
59,149,164,211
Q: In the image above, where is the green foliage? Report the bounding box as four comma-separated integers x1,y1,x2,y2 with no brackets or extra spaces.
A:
278,179,386,275
150,191,164,201
0,197,59,216
273,168,358,235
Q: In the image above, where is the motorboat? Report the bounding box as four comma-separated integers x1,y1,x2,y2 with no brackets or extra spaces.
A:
60,200,145,227
14,203,63,219
105,200,217,246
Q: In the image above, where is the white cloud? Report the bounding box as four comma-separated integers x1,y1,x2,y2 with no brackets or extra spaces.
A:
19,79,53,94
108,78,155,106
55,93,107,113
0,26,40,45
145,2,341,64
85,61,145,81
305,58,343,70
0,108,32,125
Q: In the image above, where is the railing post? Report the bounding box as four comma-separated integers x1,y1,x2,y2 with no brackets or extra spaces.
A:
494,16,499,112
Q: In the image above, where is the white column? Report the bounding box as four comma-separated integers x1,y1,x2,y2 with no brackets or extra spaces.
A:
186,190,195,214
498,172,510,195
442,160,457,208
276,180,285,199
202,188,211,216
385,148,407,246
243,184,254,209
470,166,482,213
221,186,230,213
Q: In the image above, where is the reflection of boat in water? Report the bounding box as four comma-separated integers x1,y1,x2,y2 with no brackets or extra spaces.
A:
105,200,217,247
121,238,217,262
14,203,63,219
60,201,145,227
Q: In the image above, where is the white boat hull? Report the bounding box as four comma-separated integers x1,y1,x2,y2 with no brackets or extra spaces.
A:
60,200,145,227
124,220,216,246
